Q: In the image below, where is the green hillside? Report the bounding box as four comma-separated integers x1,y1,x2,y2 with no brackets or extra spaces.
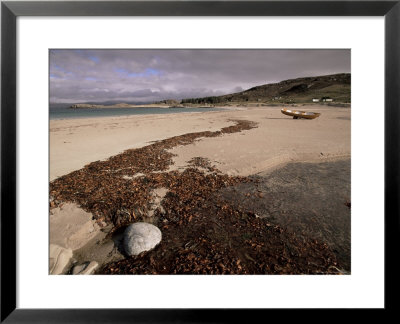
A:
181,73,351,105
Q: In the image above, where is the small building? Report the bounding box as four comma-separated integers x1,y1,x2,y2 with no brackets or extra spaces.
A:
312,98,320,102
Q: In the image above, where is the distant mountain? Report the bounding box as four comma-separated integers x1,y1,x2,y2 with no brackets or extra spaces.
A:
50,100,153,106
181,73,351,105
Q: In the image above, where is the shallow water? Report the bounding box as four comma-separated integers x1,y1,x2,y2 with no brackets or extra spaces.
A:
219,159,351,271
49,105,225,120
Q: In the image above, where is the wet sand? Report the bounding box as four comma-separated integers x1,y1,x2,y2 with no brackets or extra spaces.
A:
219,159,351,271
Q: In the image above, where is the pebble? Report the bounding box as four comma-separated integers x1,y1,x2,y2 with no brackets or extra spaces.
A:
72,262,89,274
72,261,99,275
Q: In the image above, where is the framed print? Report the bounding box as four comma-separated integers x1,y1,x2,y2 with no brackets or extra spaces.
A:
1,0,399,322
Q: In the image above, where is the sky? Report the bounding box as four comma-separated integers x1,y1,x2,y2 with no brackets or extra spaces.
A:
49,49,350,104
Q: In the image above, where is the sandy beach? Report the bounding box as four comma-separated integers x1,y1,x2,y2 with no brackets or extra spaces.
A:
49,105,351,274
50,105,350,180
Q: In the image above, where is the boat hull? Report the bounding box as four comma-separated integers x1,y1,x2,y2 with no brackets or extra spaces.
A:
281,108,321,119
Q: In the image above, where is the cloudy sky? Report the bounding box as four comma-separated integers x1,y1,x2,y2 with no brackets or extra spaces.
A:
49,49,350,104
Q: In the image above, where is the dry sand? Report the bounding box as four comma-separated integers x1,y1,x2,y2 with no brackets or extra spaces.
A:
50,111,232,181
49,105,350,273
50,105,350,180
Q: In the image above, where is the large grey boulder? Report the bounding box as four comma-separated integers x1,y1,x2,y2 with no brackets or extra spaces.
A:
124,222,162,256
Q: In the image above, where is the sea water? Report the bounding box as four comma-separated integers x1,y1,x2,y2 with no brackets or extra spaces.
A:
50,104,225,120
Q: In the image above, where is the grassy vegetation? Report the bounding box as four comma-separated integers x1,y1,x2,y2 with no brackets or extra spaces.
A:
181,73,351,105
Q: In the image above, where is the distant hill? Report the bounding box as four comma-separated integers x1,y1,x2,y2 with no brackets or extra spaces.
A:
181,73,351,105
156,99,181,106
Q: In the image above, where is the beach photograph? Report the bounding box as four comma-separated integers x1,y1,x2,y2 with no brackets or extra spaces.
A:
49,49,351,275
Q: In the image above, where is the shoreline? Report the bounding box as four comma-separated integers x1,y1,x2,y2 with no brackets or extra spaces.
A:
50,105,350,180
49,105,351,274
63,102,351,110
49,106,232,122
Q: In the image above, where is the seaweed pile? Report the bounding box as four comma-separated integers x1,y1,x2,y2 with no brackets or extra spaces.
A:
50,119,341,274
104,188,340,274
50,120,256,230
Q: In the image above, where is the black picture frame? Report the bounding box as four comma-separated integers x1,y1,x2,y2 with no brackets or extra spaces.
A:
1,0,399,322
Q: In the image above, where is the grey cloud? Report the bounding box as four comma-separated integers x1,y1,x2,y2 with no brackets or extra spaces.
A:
50,49,350,103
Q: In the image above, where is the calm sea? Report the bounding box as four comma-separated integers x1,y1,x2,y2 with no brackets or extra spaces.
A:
49,104,225,120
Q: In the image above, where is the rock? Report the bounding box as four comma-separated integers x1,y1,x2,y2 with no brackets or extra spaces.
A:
72,261,99,275
124,222,162,256
80,261,99,274
72,262,89,274
49,244,73,275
